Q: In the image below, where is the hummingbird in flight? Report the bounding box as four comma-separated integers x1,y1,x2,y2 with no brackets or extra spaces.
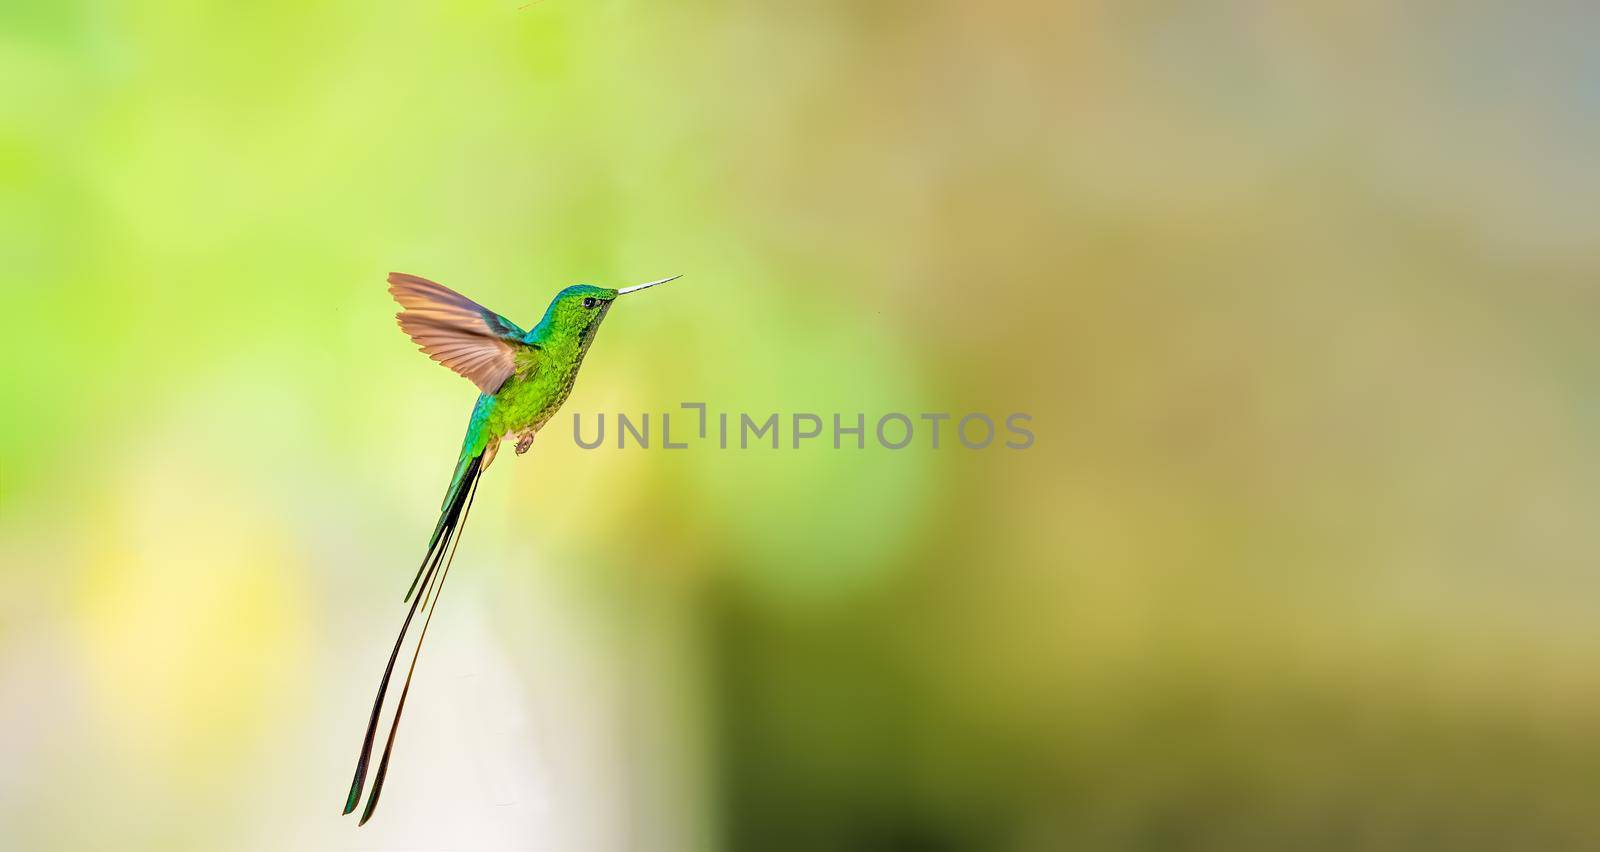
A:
343,271,680,825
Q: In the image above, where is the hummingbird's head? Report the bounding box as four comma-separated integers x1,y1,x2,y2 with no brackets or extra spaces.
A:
536,276,680,346
548,283,618,335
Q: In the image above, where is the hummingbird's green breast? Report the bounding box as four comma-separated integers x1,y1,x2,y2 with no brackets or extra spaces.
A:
489,354,579,436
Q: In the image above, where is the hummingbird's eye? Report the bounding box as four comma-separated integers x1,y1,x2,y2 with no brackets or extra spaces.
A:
582,297,598,309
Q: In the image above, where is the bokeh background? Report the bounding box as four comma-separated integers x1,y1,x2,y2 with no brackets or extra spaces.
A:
4,1,1599,849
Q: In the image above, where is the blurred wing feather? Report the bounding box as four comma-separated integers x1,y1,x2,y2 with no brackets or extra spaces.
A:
388,273,529,394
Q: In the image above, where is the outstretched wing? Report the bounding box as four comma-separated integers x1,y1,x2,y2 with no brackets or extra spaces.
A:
388,273,529,394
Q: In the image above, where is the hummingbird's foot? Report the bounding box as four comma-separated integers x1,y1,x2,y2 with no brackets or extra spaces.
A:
515,431,535,455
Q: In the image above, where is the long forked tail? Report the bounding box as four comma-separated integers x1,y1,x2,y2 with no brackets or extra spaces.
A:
343,448,486,825
404,445,488,603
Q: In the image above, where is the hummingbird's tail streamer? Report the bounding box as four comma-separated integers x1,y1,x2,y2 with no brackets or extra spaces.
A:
404,444,487,603
343,449,486,823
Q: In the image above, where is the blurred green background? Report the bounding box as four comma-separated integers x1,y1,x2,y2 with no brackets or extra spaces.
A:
4,1,1599,850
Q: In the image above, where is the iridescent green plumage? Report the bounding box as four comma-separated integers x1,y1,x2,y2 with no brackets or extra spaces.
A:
478,283,621,452
343,272,677,825
402,282,623,600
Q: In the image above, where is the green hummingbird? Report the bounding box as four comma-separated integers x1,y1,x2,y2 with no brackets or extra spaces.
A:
343,271,680,825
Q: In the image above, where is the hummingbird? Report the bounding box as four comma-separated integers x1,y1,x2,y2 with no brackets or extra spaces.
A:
343,271,680,825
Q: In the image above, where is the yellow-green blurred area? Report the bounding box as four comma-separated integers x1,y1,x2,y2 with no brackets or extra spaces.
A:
4,0,1600,849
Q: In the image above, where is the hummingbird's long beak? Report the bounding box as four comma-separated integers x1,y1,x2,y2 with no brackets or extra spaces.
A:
616,274,681,296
